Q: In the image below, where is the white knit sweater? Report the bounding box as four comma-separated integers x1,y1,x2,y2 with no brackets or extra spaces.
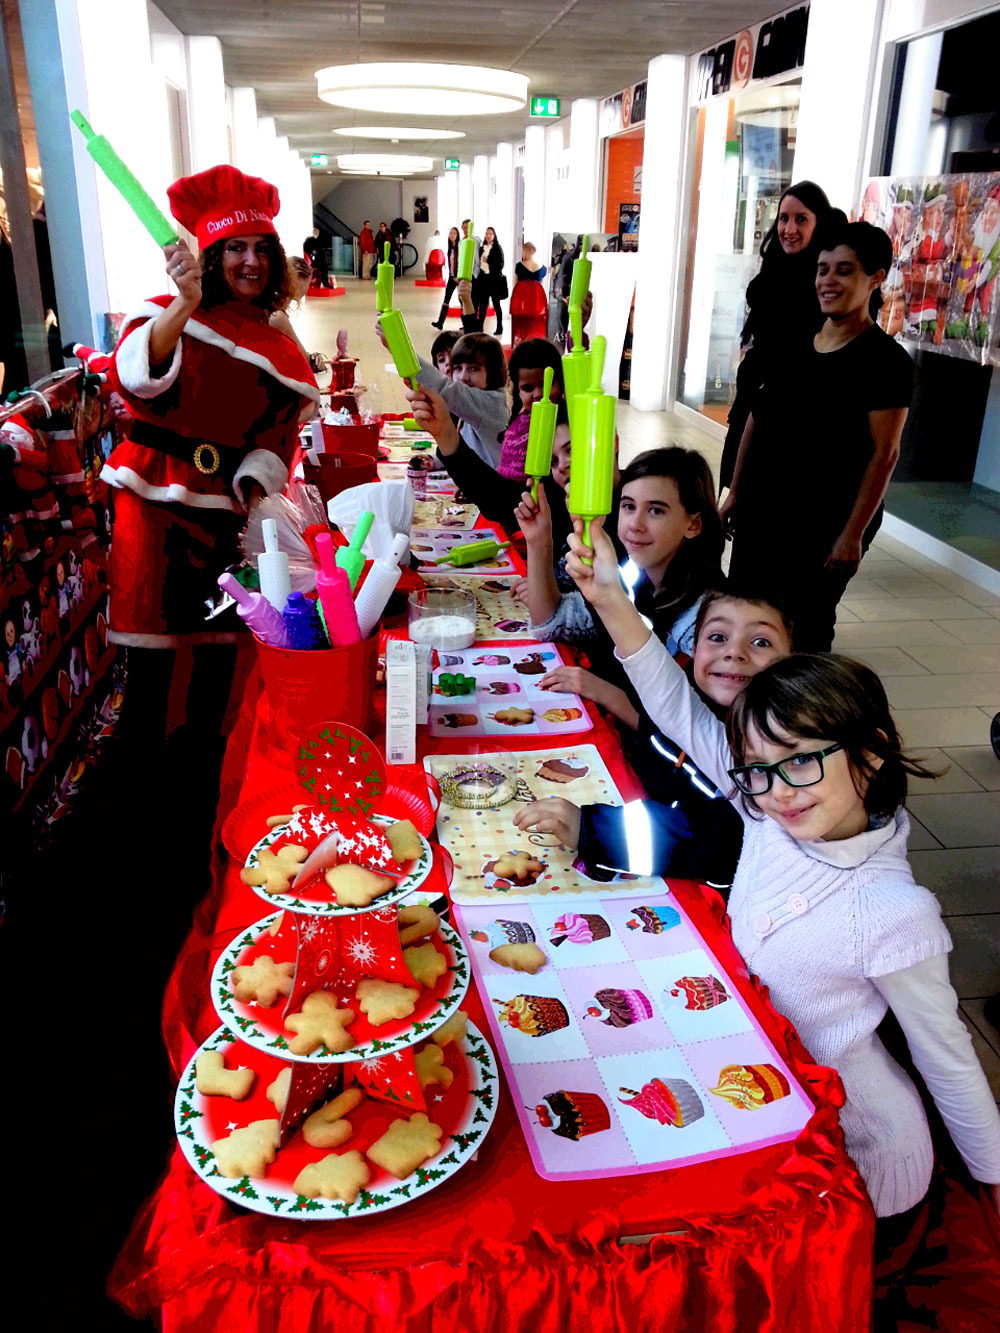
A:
622,632,1000,1217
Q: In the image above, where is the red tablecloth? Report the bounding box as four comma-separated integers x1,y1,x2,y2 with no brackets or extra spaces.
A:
109,654,882,1331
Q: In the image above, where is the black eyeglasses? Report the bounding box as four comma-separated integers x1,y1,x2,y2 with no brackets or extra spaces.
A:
728,744,844,796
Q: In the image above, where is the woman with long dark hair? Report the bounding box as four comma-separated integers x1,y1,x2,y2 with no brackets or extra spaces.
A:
473,227,507,337
722,214,913,651
431,226,461,329
720,181,833,490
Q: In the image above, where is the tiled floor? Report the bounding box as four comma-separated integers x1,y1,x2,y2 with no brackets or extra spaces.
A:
303,273,1000,1101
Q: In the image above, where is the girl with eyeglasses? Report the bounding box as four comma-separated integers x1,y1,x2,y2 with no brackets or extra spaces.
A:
564,515,1000,1251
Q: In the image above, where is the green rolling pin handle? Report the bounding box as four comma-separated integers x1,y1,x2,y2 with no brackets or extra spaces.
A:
70,109,95,138
588,336,607,392
352,510,375,551
580,516,596,566
568,302,583,354
531,476,540,504
383,242,391,264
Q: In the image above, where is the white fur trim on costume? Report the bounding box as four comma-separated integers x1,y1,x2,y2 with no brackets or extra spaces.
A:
100,462,239,512
130,301,321,405
108,627,244,648
232,449,288,500
115,319,184,398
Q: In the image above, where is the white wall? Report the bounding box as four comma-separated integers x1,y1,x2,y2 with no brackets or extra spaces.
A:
319,179,403,234
631,54,688,412
793,0,883,211
402,179,437,263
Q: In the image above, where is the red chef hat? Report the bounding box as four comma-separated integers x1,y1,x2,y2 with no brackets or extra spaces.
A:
167,164,279,250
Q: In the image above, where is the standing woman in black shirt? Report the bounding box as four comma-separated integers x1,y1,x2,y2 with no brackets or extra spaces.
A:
474,227,506,337
721,215,914,651
720,181,832,490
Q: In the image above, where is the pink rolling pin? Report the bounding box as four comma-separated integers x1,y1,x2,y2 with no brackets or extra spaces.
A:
315,532,361,645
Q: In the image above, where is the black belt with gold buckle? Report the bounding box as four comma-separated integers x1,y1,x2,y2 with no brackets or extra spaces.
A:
129,421,240,484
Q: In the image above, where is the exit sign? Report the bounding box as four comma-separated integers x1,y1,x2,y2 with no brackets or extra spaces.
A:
310,153,328,166
444,158,460,170
530,97,560,118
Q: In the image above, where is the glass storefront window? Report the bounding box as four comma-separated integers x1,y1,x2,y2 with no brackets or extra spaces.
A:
678,81,801,427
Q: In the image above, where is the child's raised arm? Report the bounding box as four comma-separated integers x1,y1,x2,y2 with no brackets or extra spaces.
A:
566,516,733,793
514,487,560,627
414,357,507,440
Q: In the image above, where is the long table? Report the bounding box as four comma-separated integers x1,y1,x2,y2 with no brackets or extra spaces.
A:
108,473,876,1330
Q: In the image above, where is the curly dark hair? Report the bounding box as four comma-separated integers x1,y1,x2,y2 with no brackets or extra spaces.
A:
198,234,291,313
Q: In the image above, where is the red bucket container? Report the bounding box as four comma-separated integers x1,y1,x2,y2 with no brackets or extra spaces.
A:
302,451,378,503
319,420,379,458
255,631,379,737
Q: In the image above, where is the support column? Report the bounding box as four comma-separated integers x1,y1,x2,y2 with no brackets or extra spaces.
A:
630,54,687,413
569,98,600,234
793,0,883,210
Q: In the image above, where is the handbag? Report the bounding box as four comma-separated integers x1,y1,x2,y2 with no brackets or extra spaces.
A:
496,274,509,300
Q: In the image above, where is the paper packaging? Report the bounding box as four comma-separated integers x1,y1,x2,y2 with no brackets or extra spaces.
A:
386,639,419,765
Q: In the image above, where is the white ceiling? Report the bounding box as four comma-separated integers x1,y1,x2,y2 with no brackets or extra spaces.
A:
155,0,787,175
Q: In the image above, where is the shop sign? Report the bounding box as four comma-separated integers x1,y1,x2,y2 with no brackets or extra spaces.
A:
600,79,648,138
695,3,809,102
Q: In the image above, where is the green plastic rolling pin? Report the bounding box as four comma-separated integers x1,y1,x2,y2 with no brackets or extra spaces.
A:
567,336,614,565
457,236,476,282
335,510,375,591
70,111,178,246
380,309,421,386
524,366,557,503
376,243,394,313
434,537,510,568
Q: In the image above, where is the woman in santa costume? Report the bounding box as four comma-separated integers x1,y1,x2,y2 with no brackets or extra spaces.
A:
104,165,318,841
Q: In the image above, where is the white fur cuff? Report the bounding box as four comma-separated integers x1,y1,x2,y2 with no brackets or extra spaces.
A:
115,320,183,398
232,449,288,503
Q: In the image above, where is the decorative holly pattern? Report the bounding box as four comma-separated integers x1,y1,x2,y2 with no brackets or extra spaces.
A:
242,815,432,916
296,723,387,818
211,916,470,1066
174,1024,499,1222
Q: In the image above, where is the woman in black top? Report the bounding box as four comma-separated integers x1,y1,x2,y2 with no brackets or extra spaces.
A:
720,181,832,490
431,226,461,329
514,241,547,283
474,227,506,336
722,214,914,651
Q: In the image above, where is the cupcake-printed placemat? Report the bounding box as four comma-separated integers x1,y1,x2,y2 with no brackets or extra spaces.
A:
425,745,662,906
424,643,593,739
453,891,813,1180
423,574,537,642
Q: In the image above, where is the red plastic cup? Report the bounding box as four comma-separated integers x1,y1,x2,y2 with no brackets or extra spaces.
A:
319,421,380,458
301,451,378,502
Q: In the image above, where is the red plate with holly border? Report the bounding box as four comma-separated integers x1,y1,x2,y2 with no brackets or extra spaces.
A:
211,911,470,1063
174,1022,499,1219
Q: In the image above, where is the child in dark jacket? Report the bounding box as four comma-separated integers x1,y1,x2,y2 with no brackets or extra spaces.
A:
514,587,795,888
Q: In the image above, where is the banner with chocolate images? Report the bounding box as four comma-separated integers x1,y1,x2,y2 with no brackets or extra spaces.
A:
859,172,1000,367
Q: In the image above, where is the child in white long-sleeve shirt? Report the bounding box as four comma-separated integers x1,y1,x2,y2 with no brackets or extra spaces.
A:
564,515,1000,1236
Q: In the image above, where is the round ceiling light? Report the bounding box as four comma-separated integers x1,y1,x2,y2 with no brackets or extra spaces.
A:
316,63,528,116
336,153,433,176
333,126,465,141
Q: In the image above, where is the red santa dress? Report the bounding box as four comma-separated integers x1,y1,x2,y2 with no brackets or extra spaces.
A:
103,297,319,647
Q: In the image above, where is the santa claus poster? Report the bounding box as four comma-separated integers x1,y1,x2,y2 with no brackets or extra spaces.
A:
860,172,1000,366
